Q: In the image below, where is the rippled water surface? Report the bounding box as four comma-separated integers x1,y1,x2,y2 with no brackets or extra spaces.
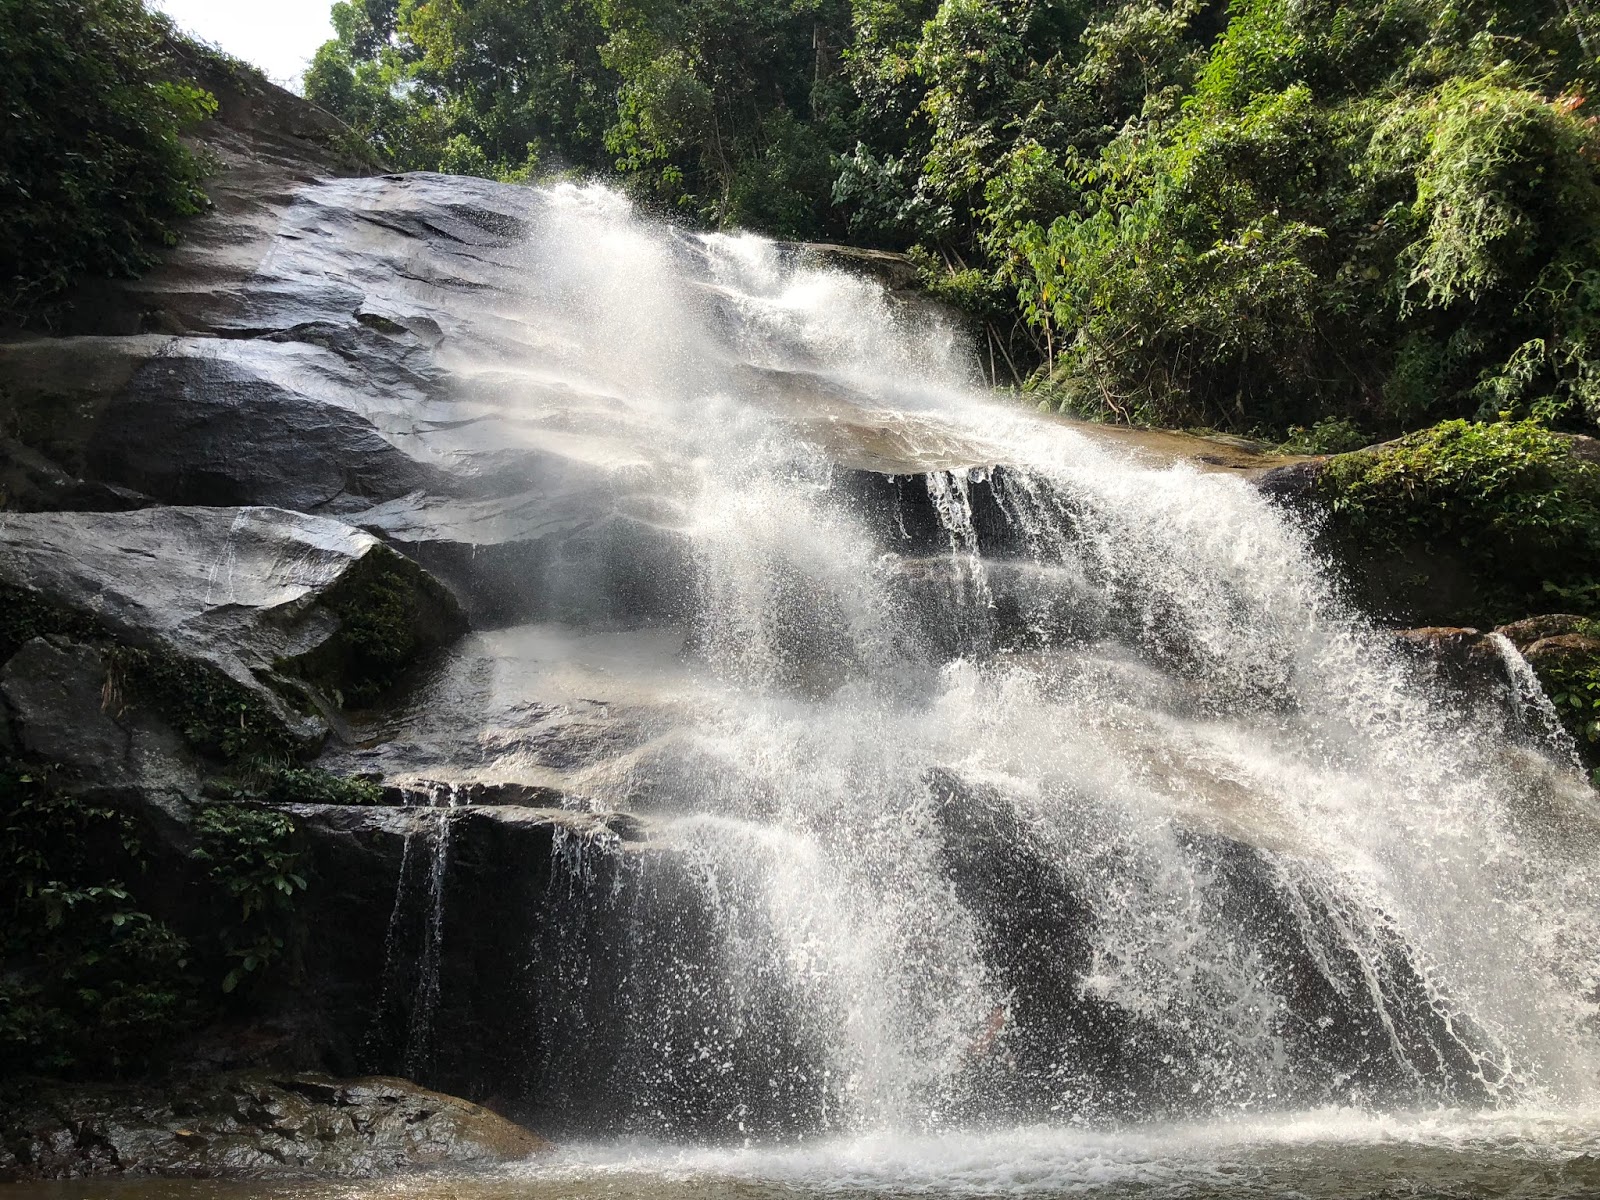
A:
10,1112,1600,1199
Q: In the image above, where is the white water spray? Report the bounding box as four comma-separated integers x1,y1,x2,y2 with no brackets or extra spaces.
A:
376,181,1600,1136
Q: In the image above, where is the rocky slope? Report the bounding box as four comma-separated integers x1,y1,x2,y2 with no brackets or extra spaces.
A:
0,72,551,1179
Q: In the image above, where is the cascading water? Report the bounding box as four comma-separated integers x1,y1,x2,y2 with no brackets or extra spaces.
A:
341,182,1600,1192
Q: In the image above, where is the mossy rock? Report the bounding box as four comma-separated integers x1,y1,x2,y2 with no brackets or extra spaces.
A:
208,764,385,807
0,507,465,745
0,582,296,763
279,543,465,709
1318,420,1600,627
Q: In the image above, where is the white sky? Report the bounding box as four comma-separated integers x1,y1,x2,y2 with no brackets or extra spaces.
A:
153,0,335,91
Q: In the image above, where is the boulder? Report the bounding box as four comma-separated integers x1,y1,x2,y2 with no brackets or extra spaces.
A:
0,506,463,739
1268,427,1600,628
1391,626,1502,678
0,638,199,798
1520,632,1600,668
0,1072,546,1181
1496,614,1595,651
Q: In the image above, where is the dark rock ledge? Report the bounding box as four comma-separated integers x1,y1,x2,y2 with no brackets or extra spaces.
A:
0,1073,546,1181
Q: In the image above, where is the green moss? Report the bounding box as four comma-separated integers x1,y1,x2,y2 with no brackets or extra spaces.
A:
298,546,461,708
0,584,104,661
109,644,295,763
1318,420,1600,625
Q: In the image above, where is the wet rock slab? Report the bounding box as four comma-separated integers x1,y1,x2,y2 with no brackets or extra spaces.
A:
0,1072,546,1180
0,505,462,735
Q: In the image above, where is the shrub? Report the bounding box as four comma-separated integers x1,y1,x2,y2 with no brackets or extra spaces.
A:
1538,656,1600,776
1280,416,1371,455
0,0,214,320
0,763,316,1072
192,806,307,995
0,763,198,1075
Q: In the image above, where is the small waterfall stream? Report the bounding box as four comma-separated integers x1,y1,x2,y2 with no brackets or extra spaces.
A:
342,183,1600,1185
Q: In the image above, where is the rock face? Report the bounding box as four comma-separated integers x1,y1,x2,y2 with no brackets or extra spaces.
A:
0,1072,546,1180
0,171,700,626
1498,613,1597,652
0,67,667,1167
0,637,199,794
0,505,463,732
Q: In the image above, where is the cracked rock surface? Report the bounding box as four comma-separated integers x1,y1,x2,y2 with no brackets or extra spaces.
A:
0,1073,547,1180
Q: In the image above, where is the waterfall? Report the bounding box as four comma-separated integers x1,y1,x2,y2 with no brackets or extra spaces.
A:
393,181,1600,1138
1487,632,1583,767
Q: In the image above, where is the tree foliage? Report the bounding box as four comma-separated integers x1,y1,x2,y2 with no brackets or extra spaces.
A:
306,0,615,179
316,0,1600,437
0,0,216,320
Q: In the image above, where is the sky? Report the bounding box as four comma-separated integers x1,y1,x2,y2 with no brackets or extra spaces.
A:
152,0,335,91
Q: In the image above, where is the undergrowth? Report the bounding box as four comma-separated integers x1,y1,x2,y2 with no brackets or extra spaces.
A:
0,0,216,322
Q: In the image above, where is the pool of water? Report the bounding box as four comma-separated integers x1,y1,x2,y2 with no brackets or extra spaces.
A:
9,1109,1600,1199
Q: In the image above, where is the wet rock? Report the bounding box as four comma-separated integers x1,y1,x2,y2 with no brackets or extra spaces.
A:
87,344,446,513
1520,632,1600,668
0,506,463,735
1056,422,1309,477
354,487,693,626
0,335,450,515
0,435,151,513
925,767,1136,1119
0,638,198,796
0,169,699,628
318,623,690,800
926,766,1496,1120
1254,457,1327,502
1391,626,1503,684
246,802,649,1117
1496,613,1594,651
0,1072,546,1181
783,242,923,293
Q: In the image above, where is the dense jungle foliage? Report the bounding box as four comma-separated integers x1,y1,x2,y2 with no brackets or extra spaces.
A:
308,0,1600,439
0,0,217,320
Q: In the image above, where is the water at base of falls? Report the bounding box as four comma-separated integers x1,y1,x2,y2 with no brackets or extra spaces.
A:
10,1112,1600,1199
318,179,1600,1182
